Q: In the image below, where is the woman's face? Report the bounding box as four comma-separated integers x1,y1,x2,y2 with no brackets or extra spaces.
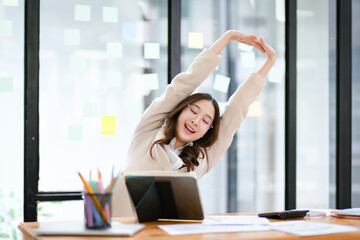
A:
175,99,215,148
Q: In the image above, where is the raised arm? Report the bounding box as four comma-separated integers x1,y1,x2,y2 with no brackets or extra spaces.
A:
209,30,266,55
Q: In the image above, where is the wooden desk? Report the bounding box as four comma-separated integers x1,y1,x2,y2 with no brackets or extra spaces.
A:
19,215,360,240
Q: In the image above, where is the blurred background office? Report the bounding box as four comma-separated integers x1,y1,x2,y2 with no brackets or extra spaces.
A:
0,0,359,239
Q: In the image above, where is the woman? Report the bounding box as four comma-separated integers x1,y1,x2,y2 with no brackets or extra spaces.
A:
113,30,276,217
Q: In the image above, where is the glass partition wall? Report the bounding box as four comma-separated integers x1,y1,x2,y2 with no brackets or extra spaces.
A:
38,0,168,220
181,0,285,213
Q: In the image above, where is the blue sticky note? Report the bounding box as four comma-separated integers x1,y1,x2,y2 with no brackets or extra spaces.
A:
0,77,13,92
64,29,80,46
106,42,122,59
0,20,12,37
74,5,91,22
122,22,137,39
103,7,118,23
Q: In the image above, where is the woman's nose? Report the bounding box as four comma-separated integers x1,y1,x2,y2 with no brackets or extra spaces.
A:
192,116,201,125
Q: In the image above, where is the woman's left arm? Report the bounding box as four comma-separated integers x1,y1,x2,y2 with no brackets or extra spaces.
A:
206,37,276,170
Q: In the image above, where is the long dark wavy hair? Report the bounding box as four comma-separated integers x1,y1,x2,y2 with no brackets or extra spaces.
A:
150,93,220,171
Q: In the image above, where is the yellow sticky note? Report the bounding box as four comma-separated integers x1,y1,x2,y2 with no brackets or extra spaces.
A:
64,29,80,46
103,7,118,23
106,42,122,58
213,74,231,93
248,101,261,117
101,116,116,135
74,5,91,22
144,43,160,59
3,0,18,6
188,32,204,49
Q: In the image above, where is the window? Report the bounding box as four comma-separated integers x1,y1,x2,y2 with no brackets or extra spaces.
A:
38,0,168,220
0,0,24,238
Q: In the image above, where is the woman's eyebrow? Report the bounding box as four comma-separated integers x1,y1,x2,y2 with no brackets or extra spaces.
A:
192,103,213,121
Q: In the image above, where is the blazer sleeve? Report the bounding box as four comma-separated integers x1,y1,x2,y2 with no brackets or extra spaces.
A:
131,49,222,139
206,72,266,170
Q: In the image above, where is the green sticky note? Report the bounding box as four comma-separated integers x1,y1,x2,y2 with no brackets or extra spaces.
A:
144,43,160,59
70,54,86,71
0,20,12,37
106,42,122,58
103,7,118,23
0,77,13,92
240,52,256,68
106,72,122,88
142,73,159,90
82,102,97,118
217,101,226,116
64,29,80,46
213,74,231,93
68,125,83,140
74,5,91,22
101,116,116,135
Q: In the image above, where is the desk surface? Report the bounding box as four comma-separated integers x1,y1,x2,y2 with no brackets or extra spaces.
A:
19,214,360,240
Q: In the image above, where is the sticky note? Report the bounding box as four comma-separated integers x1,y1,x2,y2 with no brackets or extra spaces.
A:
0,20,12,37
70,54,86,71
82,102,97,118
238,42,253,52
64,29,80,46
144,43,160,59
240,52,256,68
122,22,137,39
101,116,116,135
68,125,83,140
188,32,204,49
269,67,283,83
106,72,122,88
213,74,231,93
74,5,91,22
103,7,118,23
142,73,159,90
248,101,261,117
106,42,122,59
0,77,13,92
3,0,18,6
217,102,227,116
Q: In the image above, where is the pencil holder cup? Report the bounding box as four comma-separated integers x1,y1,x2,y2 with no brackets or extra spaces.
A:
83,193,112,229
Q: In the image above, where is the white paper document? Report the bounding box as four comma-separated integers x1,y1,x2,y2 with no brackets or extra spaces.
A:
159,224,270,235
203,215,270,225
270,220,359,236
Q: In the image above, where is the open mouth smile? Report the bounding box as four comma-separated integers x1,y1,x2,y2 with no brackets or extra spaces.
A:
185,123,195,133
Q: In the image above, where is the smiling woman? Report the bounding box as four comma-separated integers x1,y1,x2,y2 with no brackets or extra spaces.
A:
112,30,276,217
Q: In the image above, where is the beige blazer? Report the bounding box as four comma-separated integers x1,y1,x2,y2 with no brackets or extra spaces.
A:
112,48,266,217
